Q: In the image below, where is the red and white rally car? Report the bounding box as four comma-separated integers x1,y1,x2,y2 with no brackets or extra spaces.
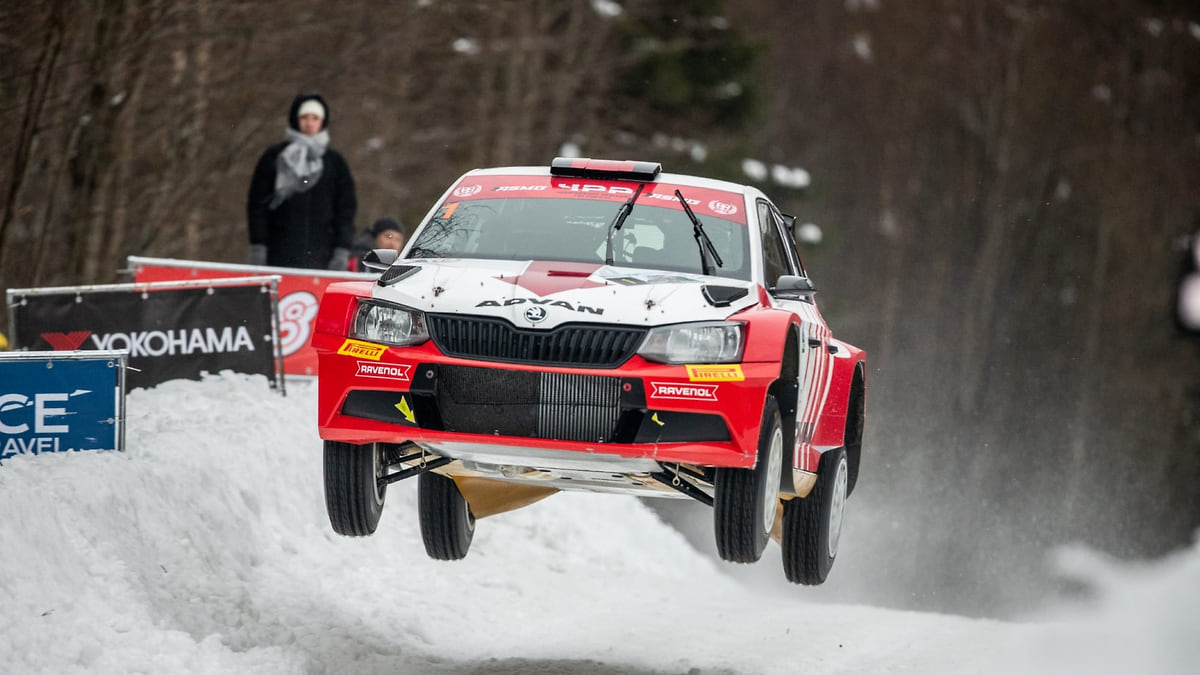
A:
314,158,866,584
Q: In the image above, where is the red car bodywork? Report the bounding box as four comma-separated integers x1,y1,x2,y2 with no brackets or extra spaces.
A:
313,162,866,491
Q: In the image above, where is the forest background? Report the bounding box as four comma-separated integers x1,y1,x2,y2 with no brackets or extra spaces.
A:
2,0,1198,617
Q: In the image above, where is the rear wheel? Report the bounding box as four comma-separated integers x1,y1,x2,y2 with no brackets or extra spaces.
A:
324,440,386,536
782,446,848,585
713,396,784,563
418,472,475,560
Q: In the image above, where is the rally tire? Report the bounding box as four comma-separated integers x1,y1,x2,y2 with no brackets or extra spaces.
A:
324,441,386,536
418,472,475,561
782,446,848,585
714,396,784,563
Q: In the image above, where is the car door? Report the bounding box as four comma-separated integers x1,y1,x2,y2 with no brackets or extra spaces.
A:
756,200,833,473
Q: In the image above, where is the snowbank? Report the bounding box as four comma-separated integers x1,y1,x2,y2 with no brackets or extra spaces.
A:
1,374,1195,674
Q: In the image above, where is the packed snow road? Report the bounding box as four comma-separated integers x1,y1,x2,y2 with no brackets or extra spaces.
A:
0,374,1195,674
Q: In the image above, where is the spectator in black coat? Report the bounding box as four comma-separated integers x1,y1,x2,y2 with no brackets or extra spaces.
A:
246,93,357,270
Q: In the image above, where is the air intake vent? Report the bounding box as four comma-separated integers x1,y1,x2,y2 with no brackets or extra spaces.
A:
426,315,645,368
378,265,419,286
437,365,622,442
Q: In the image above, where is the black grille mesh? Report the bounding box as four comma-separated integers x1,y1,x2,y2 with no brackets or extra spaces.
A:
437,365,621,442
427,314,645,368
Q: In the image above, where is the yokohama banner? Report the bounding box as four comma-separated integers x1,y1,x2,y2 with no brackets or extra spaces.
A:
0,350,126,463
6,276,283,391
128,256,373,377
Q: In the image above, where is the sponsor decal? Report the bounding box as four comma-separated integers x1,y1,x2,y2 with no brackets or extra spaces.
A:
87,327,254,357
685,364,745,382
1,354,122,460
552,183,705,208
355,361,411,381
554,182,637,196
337,339,387,360
650,382,719,401
598,271,703,286
1,392,69,429
646,192,700,206
395,396,415,423
423,176,746,223
709,200,738,216
41,331,91,351
475,297,603,315
1,392,72,458
493,185,548,192
278,291,319,357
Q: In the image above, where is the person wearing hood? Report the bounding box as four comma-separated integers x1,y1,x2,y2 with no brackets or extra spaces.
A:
348,217,406,271
246,93,357,270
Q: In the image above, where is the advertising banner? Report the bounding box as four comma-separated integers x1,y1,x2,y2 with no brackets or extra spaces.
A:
7,276,283,391
128,257,373,377
0,350,126,464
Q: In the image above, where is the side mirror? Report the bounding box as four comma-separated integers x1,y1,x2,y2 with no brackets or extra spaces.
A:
361,248,400,272
772,274,816,302
780,212,797,232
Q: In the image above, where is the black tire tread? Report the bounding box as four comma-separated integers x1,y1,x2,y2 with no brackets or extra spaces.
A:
418,472,474,560
324,440,383,537
713,465,760,562
713,397,781,563
782,446,845,585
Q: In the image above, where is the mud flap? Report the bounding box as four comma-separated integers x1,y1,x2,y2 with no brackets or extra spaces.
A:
770,500,785,546
452,476,558,519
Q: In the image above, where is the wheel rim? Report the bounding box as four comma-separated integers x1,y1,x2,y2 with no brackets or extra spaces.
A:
762,424,784,533
372,444,386,506
827,455,848,558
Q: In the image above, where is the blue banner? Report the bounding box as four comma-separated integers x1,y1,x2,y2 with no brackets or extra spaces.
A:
0,351,125,463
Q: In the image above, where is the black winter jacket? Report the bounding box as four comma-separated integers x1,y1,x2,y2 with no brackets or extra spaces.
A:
246,142,357,269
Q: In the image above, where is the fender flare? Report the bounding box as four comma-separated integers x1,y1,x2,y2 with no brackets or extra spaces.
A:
810,339,866,492
736,306,802,427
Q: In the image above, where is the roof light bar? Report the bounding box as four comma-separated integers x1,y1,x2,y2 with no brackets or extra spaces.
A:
550,157,662,181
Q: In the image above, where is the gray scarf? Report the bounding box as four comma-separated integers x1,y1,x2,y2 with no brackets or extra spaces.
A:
270,128,329,209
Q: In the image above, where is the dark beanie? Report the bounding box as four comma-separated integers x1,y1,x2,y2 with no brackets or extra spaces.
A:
288,93,330,131
371,218,405,237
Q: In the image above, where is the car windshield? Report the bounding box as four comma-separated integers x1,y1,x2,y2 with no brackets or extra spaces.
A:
408,196,751,281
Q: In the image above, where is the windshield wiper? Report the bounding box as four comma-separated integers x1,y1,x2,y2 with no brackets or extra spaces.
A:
604,182,646,266
674,189,723,276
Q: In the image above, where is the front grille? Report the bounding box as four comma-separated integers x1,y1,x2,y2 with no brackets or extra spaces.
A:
437,365,621,442
426,314,645,368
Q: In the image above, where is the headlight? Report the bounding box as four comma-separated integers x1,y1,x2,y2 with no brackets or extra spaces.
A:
638,321,744,364
351,301,429,346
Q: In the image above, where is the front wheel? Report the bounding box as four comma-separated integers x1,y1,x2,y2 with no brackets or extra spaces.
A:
782,446,848,585
324,440,386,536
713,396,784,563
418,472,475,560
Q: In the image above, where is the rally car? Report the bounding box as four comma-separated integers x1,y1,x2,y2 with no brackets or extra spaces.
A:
314,158,866,584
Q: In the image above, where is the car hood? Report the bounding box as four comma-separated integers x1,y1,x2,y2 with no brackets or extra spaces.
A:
371,259,759,329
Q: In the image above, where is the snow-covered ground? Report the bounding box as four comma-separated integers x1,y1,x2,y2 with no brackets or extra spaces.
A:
1,373,1196,674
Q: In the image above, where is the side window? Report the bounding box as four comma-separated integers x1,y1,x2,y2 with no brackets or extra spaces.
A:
772,208,807,278
757,201,792,285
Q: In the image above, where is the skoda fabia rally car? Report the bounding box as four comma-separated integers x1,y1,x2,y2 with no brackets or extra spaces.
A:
314,158,866,584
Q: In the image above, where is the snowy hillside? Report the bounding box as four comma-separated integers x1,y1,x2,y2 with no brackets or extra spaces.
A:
1,373,1196,674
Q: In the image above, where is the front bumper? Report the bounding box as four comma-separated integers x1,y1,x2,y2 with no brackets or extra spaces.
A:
314,333,777,470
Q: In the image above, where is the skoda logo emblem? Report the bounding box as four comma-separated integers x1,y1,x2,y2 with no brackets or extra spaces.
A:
524,306,547,323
